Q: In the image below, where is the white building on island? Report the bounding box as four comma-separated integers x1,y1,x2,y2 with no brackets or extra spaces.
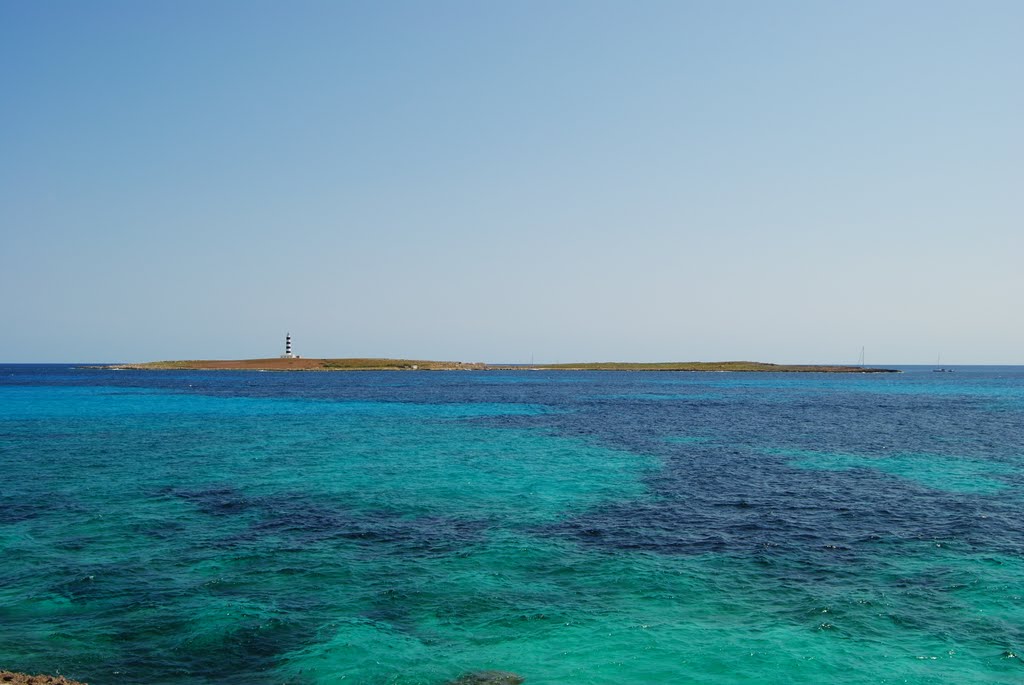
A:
280,332,296,359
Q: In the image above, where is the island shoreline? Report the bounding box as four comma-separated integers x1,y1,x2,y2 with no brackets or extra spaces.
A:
96,359,900,373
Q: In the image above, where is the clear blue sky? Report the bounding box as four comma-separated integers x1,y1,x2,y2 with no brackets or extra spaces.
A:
2,1,1021,364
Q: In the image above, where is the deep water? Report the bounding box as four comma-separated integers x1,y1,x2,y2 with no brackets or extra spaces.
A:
2,365,1023,684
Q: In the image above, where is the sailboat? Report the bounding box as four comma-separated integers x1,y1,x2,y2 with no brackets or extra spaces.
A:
932,354,954,373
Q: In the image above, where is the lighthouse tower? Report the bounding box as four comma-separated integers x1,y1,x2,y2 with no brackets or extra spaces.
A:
280,333,295,359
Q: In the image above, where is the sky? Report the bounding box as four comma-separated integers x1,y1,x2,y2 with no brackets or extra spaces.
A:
1,0,1021,364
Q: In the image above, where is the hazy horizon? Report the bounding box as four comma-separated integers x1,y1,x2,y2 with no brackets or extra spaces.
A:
3,1,1021,365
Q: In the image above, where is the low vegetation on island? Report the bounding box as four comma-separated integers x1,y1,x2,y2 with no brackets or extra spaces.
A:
107,358,486,371
495,361,896,372
103,359,898,373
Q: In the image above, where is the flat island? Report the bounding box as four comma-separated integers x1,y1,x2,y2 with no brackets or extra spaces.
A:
104,359,899,373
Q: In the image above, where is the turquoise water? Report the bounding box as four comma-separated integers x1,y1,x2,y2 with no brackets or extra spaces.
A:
2,365,1023,683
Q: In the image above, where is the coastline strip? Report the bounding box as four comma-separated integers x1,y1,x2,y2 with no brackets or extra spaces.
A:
99,359,900,373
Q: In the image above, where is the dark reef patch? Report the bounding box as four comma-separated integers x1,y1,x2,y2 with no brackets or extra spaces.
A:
447,671,525,685
545,451,1024,558
163,485,488,554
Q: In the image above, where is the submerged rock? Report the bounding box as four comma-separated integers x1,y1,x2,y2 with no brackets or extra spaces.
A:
0,673,87,685
447,671,524,685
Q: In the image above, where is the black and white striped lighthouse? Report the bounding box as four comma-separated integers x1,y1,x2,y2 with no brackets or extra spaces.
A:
281,333,295,359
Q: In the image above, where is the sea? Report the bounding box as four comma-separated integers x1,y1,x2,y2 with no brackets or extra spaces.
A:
1,364,1022,684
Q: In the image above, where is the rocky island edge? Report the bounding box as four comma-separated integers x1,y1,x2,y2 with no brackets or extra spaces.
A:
100,359,899,373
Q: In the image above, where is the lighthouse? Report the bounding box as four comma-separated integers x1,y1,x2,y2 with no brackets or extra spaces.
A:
281,333,295,359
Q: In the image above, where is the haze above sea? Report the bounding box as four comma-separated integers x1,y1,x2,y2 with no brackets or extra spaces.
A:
2,365,1023,684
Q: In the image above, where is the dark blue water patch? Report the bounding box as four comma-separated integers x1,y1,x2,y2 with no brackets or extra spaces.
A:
251,500,488,556
0,487,92,525
98,603,328,685
546,445,1024,558
0,499,50,524
130,519,189,542
492,390,1022,462
164,485,258,517
6,516,361,682
162,486,488,555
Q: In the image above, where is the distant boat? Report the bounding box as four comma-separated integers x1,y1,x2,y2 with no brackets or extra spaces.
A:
933,354,954,372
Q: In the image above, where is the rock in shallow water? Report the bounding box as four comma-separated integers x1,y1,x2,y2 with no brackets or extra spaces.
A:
447,670,524,685
0,673,87,685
